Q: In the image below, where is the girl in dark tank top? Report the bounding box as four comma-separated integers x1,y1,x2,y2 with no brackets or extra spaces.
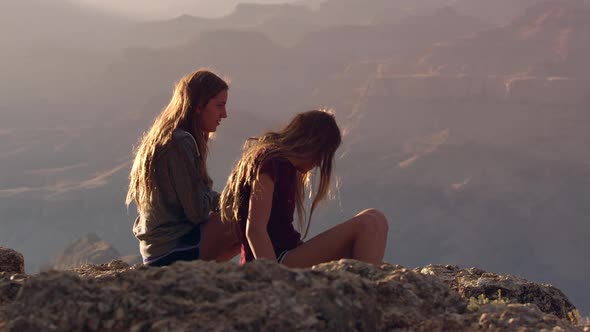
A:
221,110,389,268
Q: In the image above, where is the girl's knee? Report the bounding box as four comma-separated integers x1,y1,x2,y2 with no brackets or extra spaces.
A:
356,208,389,234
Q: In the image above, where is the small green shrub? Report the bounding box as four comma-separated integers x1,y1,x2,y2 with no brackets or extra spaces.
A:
467,289,511,312
566,309,582,325
467,291,587,327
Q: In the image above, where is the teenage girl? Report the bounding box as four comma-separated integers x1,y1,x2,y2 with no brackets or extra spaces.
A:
220,110,388,268
127,69,239,266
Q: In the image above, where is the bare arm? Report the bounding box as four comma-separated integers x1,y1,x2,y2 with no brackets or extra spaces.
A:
246,173,276,262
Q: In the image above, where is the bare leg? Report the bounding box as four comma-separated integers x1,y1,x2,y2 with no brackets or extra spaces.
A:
199,212,240,262
282,208,389,268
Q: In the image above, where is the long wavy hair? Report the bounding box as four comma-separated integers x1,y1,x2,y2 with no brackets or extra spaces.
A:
126,69,228,213
220,109,341,239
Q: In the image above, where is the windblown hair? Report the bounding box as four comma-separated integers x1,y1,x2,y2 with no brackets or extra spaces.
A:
220,109,342,239
126,69,228,213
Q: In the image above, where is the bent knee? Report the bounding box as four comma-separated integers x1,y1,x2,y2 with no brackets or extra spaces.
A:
356,208,389,234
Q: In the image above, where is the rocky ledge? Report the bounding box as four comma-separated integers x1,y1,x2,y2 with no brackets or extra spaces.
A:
0,248,24,275
0,249,588,331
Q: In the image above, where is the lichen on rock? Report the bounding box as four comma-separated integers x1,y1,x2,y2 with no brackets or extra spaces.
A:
415,264,577,320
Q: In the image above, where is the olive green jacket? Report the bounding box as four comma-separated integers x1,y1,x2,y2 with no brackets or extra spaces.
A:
132,129,219,260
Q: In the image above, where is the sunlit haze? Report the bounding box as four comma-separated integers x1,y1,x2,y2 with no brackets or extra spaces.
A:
70,0,302,19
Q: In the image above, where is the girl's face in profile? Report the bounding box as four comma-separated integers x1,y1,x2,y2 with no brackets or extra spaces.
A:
198,89,228,133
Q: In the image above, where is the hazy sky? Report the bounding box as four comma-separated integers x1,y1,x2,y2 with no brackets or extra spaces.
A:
71,0,304,20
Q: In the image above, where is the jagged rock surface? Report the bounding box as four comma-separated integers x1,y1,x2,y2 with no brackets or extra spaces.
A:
0,272,28,306
415,264,576,320
0,258,583,331
1,260,380,331
0,248,24,274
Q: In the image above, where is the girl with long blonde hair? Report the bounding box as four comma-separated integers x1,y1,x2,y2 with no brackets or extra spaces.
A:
127,69,239,266
220,110,388,267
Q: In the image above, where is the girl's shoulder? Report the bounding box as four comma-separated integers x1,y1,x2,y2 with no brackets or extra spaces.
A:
258,154,294,181
172,129,200,157
153,129,199,163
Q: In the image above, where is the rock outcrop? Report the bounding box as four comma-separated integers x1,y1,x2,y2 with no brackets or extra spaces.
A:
0,247,24,274
416,264,576,320
0,255,585,331
52,233,140,270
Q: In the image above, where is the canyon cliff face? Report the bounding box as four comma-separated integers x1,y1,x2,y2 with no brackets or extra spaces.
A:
0,248,586,331
415,0,590,78
366,75,589,104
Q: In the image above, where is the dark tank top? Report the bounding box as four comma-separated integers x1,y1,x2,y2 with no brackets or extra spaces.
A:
238,156,302,263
